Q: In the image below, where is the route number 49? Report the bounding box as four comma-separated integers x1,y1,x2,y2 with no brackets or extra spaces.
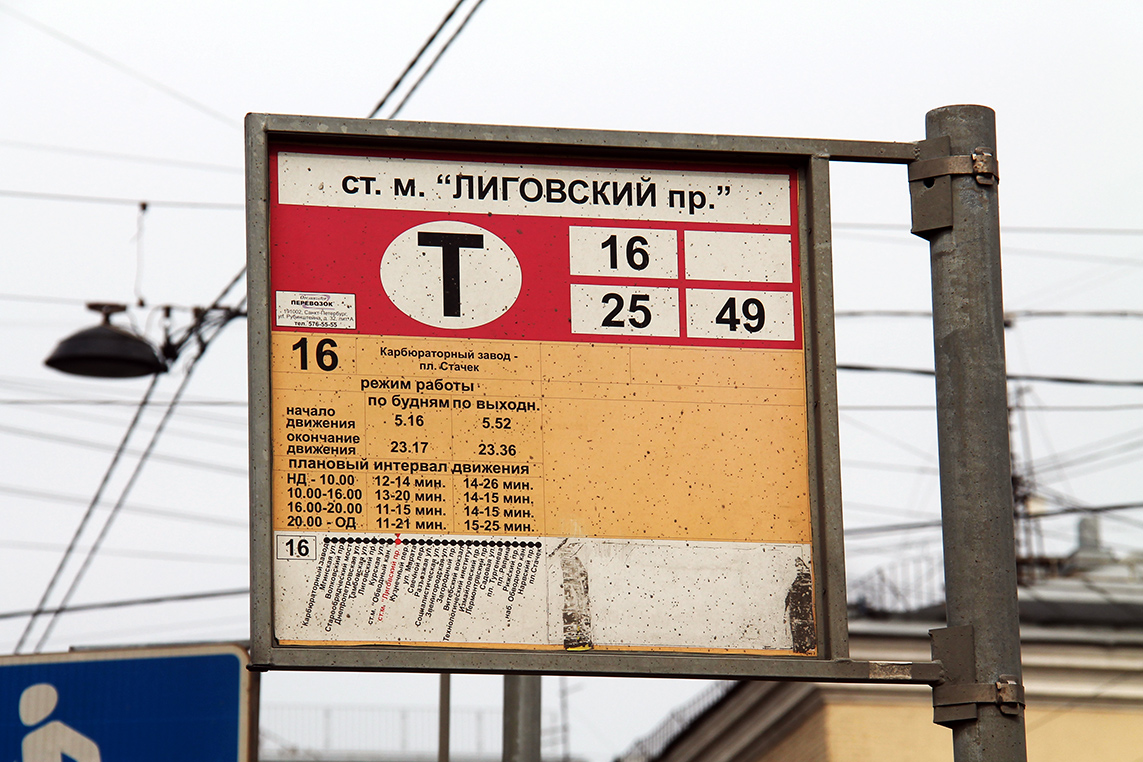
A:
715,297,765,333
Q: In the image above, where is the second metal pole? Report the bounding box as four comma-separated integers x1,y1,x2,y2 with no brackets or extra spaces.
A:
502,674,541,762
924,104,1027,762
439,673,450,762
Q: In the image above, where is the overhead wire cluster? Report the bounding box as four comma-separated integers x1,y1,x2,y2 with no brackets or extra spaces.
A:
14,269,247,653
0,0,494,649
367,0,489,120
834,222,1143,609
3,0,1143,643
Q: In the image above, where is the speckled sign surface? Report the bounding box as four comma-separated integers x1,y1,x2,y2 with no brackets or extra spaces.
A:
267,146,816,655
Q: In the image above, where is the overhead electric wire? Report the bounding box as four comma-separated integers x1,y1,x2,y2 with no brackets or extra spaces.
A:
840,412,936,462
0,537,245,566
1022,423,1143,477
1025,671,1140,735
388,0,489,119
1101,512,1143,531
835,310,932,319
1003,246,1143,269
0,292,89,305
0,403,247,446
846,520,944,538
0,483,246,529
1,400,247,435
841,404,1143,411
1007,310,1143,320
0,139,242,173
80,614,246,641
844,501,936,521
26,622,253,657
833,222,1143,236
0,379,249,427
65,614,250,647
367,0,469,118
1039,421,1143,459
0,188,243,209
834,228,1143,268
835,309,1143,321
1038,448,1143,482
0,379,248,429
845,537,943,558
13,374,160,653
846,500,1143,538
843,460,939,475
0,3,239,129
0,398,245,406
6,400,248,449
0,422,246,476
838,364,1143,388
1036,436,1143,475
0,588,248,622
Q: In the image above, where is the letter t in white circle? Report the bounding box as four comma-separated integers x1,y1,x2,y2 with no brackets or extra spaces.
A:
380,221,522,329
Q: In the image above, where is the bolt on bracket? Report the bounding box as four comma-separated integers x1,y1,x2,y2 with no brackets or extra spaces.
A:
908,149,999,187
909,137,999,239
929,625,1025,727
931,676,1025,726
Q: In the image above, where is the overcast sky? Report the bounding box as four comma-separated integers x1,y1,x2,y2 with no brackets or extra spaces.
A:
2,1,1142,760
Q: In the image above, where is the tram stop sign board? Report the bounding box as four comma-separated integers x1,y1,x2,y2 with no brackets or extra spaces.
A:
248,116,842,675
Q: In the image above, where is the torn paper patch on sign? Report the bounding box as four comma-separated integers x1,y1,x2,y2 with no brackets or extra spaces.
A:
547,538,812,652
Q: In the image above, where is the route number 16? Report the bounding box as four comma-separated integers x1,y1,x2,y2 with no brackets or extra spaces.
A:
292,337,339,371
602,234,649,271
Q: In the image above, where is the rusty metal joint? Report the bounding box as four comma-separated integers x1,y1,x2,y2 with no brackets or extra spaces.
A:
908,148,998,186
932,675,1025,724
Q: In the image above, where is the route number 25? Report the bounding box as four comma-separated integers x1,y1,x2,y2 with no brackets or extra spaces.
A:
602,293,652,328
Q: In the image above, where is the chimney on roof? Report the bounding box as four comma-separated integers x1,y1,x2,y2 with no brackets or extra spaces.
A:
1070,516,1116,573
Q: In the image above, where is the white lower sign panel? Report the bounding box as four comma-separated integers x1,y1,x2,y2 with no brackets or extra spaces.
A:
274,533,814,653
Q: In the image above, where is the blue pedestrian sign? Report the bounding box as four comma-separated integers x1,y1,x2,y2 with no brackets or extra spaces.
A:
0,644,253,761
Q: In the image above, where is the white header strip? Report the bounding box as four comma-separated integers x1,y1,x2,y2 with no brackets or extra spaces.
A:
278,153,791,226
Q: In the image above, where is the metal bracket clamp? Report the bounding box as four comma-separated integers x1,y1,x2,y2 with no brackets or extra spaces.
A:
908,149,998,187
932,676,1026,725
929,625,1025,727
909,137,999,239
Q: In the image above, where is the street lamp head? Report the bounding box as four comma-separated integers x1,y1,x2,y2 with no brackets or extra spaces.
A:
44,303,168,378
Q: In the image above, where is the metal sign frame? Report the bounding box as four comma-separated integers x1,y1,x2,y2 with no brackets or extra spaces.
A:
247,113,938,684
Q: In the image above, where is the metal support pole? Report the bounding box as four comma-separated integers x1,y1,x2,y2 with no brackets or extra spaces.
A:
922,105,1027,761
502,675,541,762
439,673,451,762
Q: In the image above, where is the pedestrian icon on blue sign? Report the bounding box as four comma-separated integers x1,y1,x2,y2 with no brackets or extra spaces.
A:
19,683,101,762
